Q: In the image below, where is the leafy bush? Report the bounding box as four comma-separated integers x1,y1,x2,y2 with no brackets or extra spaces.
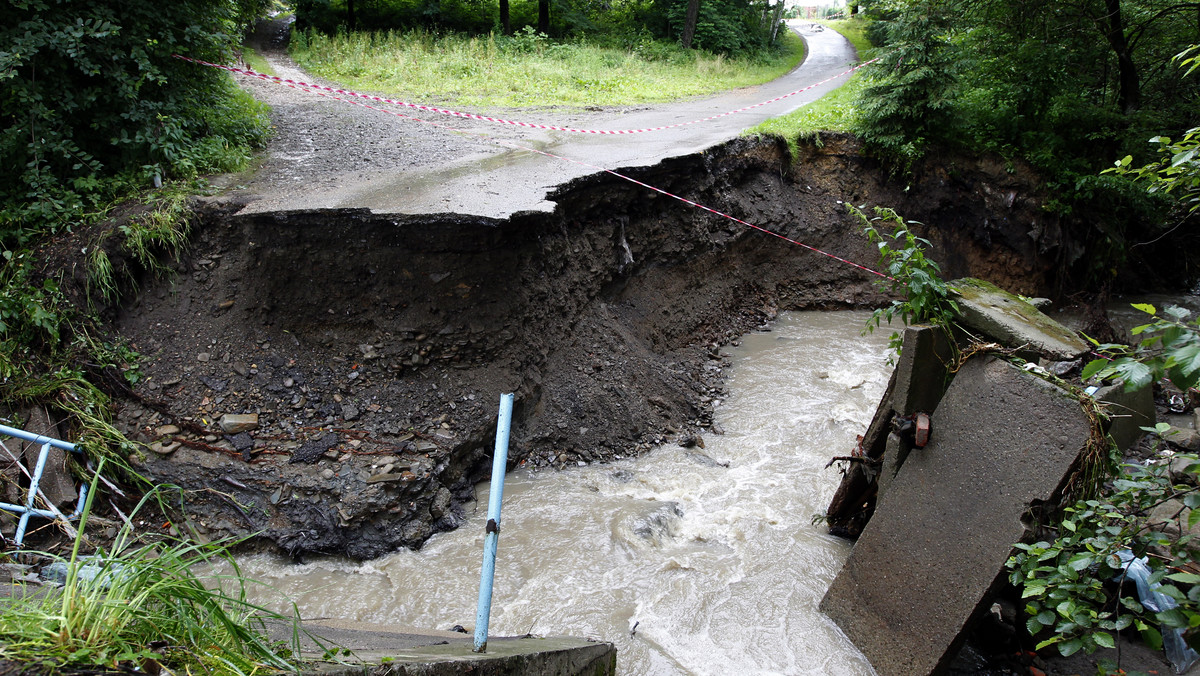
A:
1084,303,1200,394
1009,441,1200,659
850,204,958,356
0,0,272,244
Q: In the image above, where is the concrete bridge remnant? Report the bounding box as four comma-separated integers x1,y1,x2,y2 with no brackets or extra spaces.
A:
819,278,1152,676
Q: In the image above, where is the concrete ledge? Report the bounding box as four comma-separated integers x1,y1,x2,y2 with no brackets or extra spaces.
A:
279,619,616,676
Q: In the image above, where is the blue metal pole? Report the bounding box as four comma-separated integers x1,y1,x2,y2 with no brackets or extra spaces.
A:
15,442,52,546
0,423,76,452
474,392,515,653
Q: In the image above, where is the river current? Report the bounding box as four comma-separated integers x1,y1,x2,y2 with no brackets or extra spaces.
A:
233,310,889,675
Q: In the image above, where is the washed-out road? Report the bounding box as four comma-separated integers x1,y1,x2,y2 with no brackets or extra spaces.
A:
226,21,859,219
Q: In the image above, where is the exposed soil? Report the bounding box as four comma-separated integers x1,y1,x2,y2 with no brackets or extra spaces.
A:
10,16,1105,560
49,128,1067,560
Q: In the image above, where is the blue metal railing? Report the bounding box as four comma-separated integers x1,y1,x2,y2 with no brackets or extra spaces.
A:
0,422,89,547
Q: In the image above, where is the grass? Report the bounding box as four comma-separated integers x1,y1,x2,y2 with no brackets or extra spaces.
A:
289,28,806,108
0,475,306,676
745,17,877,157
241,45,276,77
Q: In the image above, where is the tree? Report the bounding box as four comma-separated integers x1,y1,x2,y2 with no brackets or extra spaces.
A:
538,0,550,33
499,0,511,34
681,0,701,48
852,0,958,168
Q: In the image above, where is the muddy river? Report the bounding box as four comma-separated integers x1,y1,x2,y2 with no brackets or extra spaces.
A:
233,310,888,675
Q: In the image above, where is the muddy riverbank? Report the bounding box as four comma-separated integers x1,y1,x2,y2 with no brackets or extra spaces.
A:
91,132,1094,559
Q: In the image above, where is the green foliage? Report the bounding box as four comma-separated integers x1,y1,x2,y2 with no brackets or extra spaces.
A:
1107,126,1200,218
850,0,956,170
1083,303,1200,393
294,0,787,54
0,474,305,676
0,0,272,244
1008,442,1200,659
850,204,959,355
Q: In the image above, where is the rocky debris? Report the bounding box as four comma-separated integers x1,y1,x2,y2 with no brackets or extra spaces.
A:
290,433,340,464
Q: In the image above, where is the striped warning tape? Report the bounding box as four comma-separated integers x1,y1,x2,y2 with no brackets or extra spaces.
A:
174,54,879,136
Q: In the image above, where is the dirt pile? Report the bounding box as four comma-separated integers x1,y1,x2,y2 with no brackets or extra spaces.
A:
107,134,1069,559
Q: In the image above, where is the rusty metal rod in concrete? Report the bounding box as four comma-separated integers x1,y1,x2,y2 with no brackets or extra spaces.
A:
474,392,515,653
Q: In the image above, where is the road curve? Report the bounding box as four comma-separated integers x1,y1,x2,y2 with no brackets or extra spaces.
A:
231,22,859,219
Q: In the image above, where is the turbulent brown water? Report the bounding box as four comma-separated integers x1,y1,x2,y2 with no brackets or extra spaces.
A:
232,311,888,674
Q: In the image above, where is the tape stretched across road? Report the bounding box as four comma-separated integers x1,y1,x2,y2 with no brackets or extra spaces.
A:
174,54,879,136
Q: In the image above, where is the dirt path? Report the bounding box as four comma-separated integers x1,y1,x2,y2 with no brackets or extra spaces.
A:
224,18,859,218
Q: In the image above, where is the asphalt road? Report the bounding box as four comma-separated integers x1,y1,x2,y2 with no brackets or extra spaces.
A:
234,21,859,219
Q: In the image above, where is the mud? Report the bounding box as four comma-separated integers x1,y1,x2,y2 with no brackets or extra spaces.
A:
90,130,1079,560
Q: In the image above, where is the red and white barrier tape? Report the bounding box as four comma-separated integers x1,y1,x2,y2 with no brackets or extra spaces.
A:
174,54,878,136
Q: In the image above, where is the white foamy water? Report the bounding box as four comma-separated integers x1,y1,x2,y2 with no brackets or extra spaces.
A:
233,311,890,675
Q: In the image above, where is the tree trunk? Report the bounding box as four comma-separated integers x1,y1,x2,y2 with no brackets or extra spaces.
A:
538,0,550,34
500,0,510,35
1101,0,1141,112
681,0,700,48
347,0,356,28
769,0,786,43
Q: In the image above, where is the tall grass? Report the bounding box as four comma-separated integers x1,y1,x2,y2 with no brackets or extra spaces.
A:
289,28,806,107
0,471,305,676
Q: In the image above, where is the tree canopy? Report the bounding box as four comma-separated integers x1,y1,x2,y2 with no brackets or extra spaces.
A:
1,0,272,243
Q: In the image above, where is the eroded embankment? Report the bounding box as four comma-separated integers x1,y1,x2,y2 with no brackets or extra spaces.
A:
111,134,1067,559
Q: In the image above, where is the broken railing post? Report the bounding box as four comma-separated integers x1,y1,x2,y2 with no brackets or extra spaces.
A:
0,422,88,547
474,392,514,653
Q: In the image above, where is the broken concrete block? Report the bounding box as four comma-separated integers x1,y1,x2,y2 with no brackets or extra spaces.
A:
875,432,909,499
951,278,1089,360
892,325,954,416
220,413,259,434
820,357,1092,676
1093,382,1154,453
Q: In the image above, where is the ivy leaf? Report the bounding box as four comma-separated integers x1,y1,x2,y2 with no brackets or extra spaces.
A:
1110,359,1154,392
1058,637,1084,656
1081,358,1110,381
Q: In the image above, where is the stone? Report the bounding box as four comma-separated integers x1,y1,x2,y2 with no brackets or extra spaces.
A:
820,357,1092,676
341,403,360,421
219,413,259,434
1094,382,1155,452
1166,427,1200,452
197,353,211,363
290,432,339,465
154,424,181,438
950,278,1090,360
19,407,77,507
149,441,181,455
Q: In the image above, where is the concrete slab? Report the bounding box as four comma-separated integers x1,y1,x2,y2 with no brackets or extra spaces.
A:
820,357,1092,676
951,278,1089,360
892,325,954,416
269,618,616,676
1093,382,1154,452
